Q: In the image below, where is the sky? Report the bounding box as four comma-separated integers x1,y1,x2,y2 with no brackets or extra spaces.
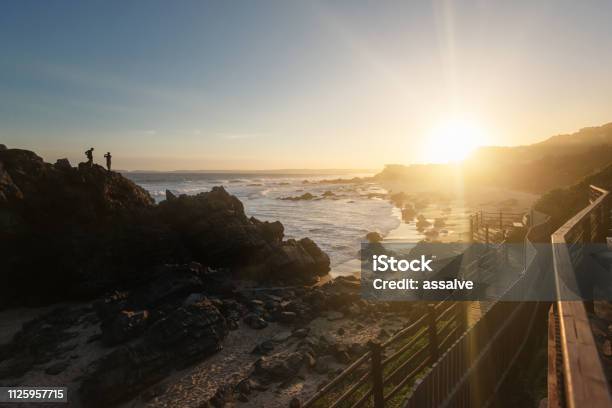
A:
1,0,612,170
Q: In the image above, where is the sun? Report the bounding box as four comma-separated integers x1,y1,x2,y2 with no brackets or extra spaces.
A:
423,119,485,163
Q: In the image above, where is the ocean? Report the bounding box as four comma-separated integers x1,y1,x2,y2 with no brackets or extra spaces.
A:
125,172,401,272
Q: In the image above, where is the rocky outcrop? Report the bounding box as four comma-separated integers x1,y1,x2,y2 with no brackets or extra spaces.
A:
80,299,227,407
0,309,74,379
0,148,330,308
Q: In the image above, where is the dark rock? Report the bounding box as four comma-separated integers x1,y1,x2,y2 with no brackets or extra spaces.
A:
140,384,167,402
349,343,367,357
314,356,334,374
236,378,252,395
272,331,292,342
279,311,297,323
146,300,226,358
250,299,265,309
292,328,310,338
332,344,351,364
248,378,269,391
337,327,345,335
165,189,177,201
365,231,383,243
0,149,167,307
326,311,344,321
290,397,302,408
253,352,304,382
1,149,331,307
416,215,431,230
184,293,207,306
244,314,268,330
251,340,275,355
0,307,82,379
93,291,129,322
101,310,149,346
79,300,227,407
250,217,284,243
54,158,72,171
45,360,70,375
265,238,330,283
210,384,234,407
594,301,612,321
129,264,205,309
305,352,316,368
401,205,416,221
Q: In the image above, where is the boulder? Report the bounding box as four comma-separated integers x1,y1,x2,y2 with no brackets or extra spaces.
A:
366,231,383,243
128,264,205,308
401,205,416,221
266,239,330,283
80,299,227,407
326,311,344,321
251,217,284,243
253,352,304,382
45,360,70,375
0,307,84,379
101,310,149,346
244,314,268,330
251,340,275,355
145,300,227,361
165,189,177,201
313,356,335,374
53,158,72,171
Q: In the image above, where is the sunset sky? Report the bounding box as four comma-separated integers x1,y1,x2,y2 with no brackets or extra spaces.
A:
2,1,612,170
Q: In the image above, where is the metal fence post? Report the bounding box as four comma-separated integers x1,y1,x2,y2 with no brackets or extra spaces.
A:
368,341,385,408
427,304,439,363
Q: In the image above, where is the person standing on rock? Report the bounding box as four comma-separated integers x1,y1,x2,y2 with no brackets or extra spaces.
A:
85,147,94,166
104,152,112,171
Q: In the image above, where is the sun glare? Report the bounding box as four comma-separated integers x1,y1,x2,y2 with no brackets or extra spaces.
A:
423,119,485,163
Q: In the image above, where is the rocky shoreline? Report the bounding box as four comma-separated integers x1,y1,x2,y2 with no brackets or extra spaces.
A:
0,148,330,308
0,148,415,407
0,260,414,407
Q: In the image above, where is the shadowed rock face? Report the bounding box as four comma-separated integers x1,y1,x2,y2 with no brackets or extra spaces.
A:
0,149,330,308
79,298,228,407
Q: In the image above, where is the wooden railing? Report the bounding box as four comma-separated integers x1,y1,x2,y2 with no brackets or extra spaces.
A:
400,208,552,407
404,300,544,407
302,208,546,408
470,210,525,244
303,212,525,408
302,300,468,408
549,185,612,408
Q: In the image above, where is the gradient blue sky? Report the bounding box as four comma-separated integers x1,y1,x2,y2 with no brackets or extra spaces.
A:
2,1,612,170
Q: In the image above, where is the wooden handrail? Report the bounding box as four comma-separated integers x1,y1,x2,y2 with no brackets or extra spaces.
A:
551,185,612,408
302,299,462,408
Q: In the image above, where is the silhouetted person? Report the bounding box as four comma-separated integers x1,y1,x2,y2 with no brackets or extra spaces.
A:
104,152,112,171
85,147,94,166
